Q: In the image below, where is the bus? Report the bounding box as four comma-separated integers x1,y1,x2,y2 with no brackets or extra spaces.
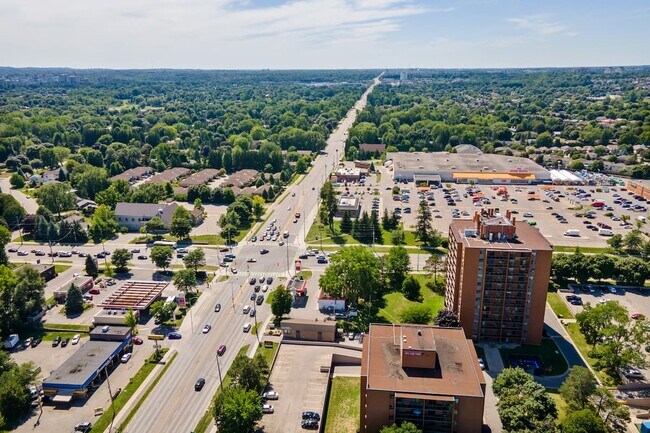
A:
153,240,177,249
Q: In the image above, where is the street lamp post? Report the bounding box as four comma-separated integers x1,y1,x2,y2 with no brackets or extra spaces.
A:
215,353,223,390
253,312,260,343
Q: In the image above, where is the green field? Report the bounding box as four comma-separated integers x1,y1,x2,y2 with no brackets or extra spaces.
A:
564,323,616,385
547,292,574,319
378,274,444,323
499,338,568,377
324,377,360,433
305,220,426,248
548,391,569,424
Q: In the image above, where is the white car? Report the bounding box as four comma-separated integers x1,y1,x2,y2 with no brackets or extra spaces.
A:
120,353,132,363
523,212,534,217
71,334,80,345
262,404,274,414
247,258,257,263
262,285,269,292
202,324,212,334
243,323,252,333
478,358,486,370
263,391,279,400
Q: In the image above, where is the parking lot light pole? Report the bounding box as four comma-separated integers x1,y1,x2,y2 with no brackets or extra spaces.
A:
253,313,260,343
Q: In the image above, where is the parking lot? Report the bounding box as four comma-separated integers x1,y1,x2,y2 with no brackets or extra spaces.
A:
259,344,361,433
335,165,649,248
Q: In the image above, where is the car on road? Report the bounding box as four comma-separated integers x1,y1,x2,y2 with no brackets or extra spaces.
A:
8,248,18,253
243,305,251,314
251,236,257,242
262,404,274,414
74,422,93,432
250,277,257,285
203,324,212,334
243,323,252,333
130,248,140,253
132,336,143,345
195,378,206,391
299,253,309,259
250,308,256,317
34,250,45,256
302,411,320,421
214,303,221,312
71,334,80,345
247,258,257,263
17,250,28,256
231,268,238,274
137,255,148,260
168,332,182,339
263,391,279,400
301,419,319,429
217,345,227,356
121,353,132,363
260,249,269,254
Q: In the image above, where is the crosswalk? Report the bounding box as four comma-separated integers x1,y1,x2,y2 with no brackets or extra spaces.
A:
235,271,287,278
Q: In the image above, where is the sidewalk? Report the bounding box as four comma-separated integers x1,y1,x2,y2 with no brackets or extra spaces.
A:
102,348,177,433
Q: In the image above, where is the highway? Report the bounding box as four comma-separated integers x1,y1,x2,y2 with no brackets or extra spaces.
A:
120,74,382,433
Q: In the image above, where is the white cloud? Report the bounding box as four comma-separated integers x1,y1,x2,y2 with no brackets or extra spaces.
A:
506,14,574,37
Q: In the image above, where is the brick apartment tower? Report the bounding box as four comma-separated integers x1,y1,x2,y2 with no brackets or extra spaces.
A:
444,209,553,345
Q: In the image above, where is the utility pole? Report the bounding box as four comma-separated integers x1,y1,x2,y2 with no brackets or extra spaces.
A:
253,312,260,343
216,353,223,390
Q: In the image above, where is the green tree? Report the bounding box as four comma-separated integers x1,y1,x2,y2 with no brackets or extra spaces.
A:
70,164,110,200
88,205,120,242
85,255,98,278
415,199,433,245
229,353,268,392
380,422,423,433
183,248,206,273
125,308,138,334
494,368,557,433
172,269,197,293
433,309,460,328
170,206,193,239
14,266,46,320
623,229,643,251
145,216,165,234
591,387,630,431
423,254,445,281
559,366,597,411
319,181,337,230
111,248,131,273
340,212,353,234
401,275,422,302
150,245,173,271
213,386,263,433
318,246,382,305
65,284,84,316
0,226,10,266
9,173,25,189
560,409,606,433
150,300,175,323
270,287,293,319
252,195,265,219
390,228,405,245
614,256,650,286
385,245,411,291
36,182,76,217
398,304,433,324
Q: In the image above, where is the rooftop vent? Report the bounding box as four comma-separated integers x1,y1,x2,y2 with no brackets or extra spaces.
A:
417,329,422,336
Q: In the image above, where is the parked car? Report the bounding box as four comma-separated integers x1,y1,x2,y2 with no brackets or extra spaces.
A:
302,411,321,421
301,419,319,429
168,332,182,339
262,404,274,414
71,334,80,345
243,323,252,333
74,422,93,432
61,338,70,347
132,336,143,345
31,337,41,348
263,391,279,400
52,336,61,347
121,353,132,363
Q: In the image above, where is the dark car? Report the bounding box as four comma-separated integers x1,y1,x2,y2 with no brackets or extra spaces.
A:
217,345,227,356
256,295,264,305
260,249,269,254
249,277,257,285
254,285,261,293
301,419,319,430
132,336,143,345
302,411,320,421
61,338,70,347
52,336,61,347
137,255,148,260
267,277,273,284
259,276,265,283
168,332,182,340
298,253,309,259
31,337,42,348
214,303,221,312
195,378,206,391
74,421,93,432
250,293,256,301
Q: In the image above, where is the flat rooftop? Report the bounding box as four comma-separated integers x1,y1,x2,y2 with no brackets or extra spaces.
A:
451,219,553,252
98,280,169,311
338,196,359,207
89,325,131,338
363,324,485,397
388,152,550,177
43,340,123,389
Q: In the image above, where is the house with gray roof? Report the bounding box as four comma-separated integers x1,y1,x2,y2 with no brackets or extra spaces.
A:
114,202,179,231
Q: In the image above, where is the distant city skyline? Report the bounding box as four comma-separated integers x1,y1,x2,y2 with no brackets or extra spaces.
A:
1,0,649,69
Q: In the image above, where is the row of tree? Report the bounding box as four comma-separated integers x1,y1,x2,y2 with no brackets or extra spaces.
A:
552,250,650,286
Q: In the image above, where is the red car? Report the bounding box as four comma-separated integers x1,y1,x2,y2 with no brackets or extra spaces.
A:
132,336,143,345
631,313,645,320
89,287,101,295
217,345,227,356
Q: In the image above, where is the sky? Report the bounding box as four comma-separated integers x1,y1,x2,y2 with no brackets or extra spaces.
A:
1,0,649,69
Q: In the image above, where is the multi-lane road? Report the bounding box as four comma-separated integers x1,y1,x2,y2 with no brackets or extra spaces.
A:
120,75,382,433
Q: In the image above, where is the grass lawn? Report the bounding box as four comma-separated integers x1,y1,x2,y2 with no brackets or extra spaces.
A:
378,275,444,323
217,275,230,282
305,220,425,248
548,391,569,424
43,323,91,332
54,264,72,273
547,292,574,319
553,246,612,254
257,342,279,366
499,338,568,377
296,270,313,280
564,323,616,385
90,349,172,433
324,377,360,433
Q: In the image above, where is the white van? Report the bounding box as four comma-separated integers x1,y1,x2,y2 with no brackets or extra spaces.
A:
563,229,581,237
598,229,613,236
243,305,251,314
